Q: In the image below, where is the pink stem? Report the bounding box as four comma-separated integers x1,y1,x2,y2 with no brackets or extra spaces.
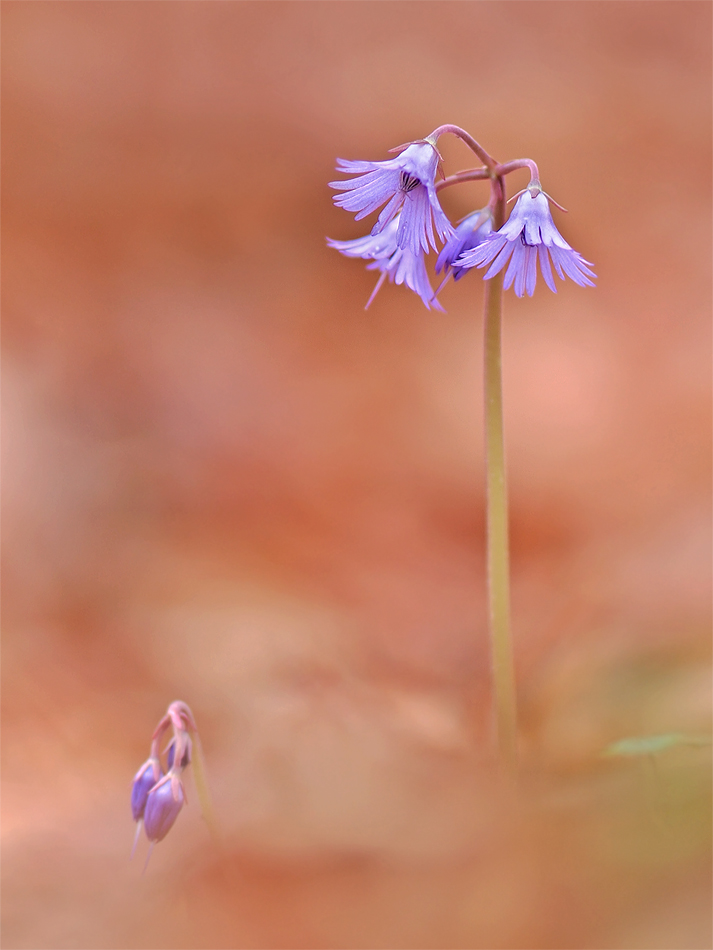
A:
428,125,499,169
495,158,540,182
436,168,491,193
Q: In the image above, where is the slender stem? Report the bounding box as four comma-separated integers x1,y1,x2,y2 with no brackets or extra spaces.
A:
189,728,221,846
495,158,540,181
435,168,491,193
428,125,498,169
483,175,518,774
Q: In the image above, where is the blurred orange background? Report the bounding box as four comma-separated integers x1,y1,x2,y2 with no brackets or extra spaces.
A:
2,2,711,948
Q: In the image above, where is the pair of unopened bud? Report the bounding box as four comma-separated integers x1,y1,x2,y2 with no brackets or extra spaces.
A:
131,701,196,855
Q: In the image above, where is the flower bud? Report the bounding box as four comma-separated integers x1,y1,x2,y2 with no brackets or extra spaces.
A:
131,759,162,822
143,775,184,842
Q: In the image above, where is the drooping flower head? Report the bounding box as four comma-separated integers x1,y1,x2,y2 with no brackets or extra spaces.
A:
435,209,493,282
329,140,454,256
131,700,201,864
327,216,443,311
457,183,596,297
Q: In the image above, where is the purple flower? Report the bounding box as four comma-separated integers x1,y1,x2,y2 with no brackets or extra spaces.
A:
458,188,596,297
327,216,443,311
131,759,162,822
330,142,453,256
435,210,493,282
143,774,185,842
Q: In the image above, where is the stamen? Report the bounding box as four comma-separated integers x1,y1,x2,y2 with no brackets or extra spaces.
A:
399,171,420,193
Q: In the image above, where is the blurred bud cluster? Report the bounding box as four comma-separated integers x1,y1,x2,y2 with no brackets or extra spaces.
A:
130,701,196,858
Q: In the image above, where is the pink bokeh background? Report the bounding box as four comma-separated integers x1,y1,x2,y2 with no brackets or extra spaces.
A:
3,2,711,947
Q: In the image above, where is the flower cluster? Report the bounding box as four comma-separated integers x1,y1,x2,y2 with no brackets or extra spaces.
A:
328,128,595,308
130,701,196,864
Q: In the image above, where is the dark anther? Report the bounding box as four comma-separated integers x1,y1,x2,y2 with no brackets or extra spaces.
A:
399,171,420,193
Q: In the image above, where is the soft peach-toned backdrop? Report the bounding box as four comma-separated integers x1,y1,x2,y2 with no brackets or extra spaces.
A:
3,2,711,948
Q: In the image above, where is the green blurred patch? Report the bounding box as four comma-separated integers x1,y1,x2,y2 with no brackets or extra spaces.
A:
603,733,711,757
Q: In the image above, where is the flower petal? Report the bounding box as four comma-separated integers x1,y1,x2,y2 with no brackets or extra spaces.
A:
538,244,557,293
525,243,538,297
483,238,516,280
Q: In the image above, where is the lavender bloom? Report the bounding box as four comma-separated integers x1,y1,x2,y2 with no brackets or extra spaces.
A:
435,210,493,282
327,216,443,311
330,142,453,256
458,189,596,297
131,759,162,822
143,775,185,842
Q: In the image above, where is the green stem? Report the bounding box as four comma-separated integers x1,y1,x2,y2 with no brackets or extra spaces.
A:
483,176,517,773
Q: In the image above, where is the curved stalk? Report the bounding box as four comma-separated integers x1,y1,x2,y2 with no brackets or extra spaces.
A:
428,124,499,169
436,168,491,193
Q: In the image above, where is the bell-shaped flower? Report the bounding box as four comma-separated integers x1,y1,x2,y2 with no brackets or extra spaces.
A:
435,209,493,282
330,142,453,256
327,216,443,311
143,774,185,843
458,188,596,297
130,759,162,822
